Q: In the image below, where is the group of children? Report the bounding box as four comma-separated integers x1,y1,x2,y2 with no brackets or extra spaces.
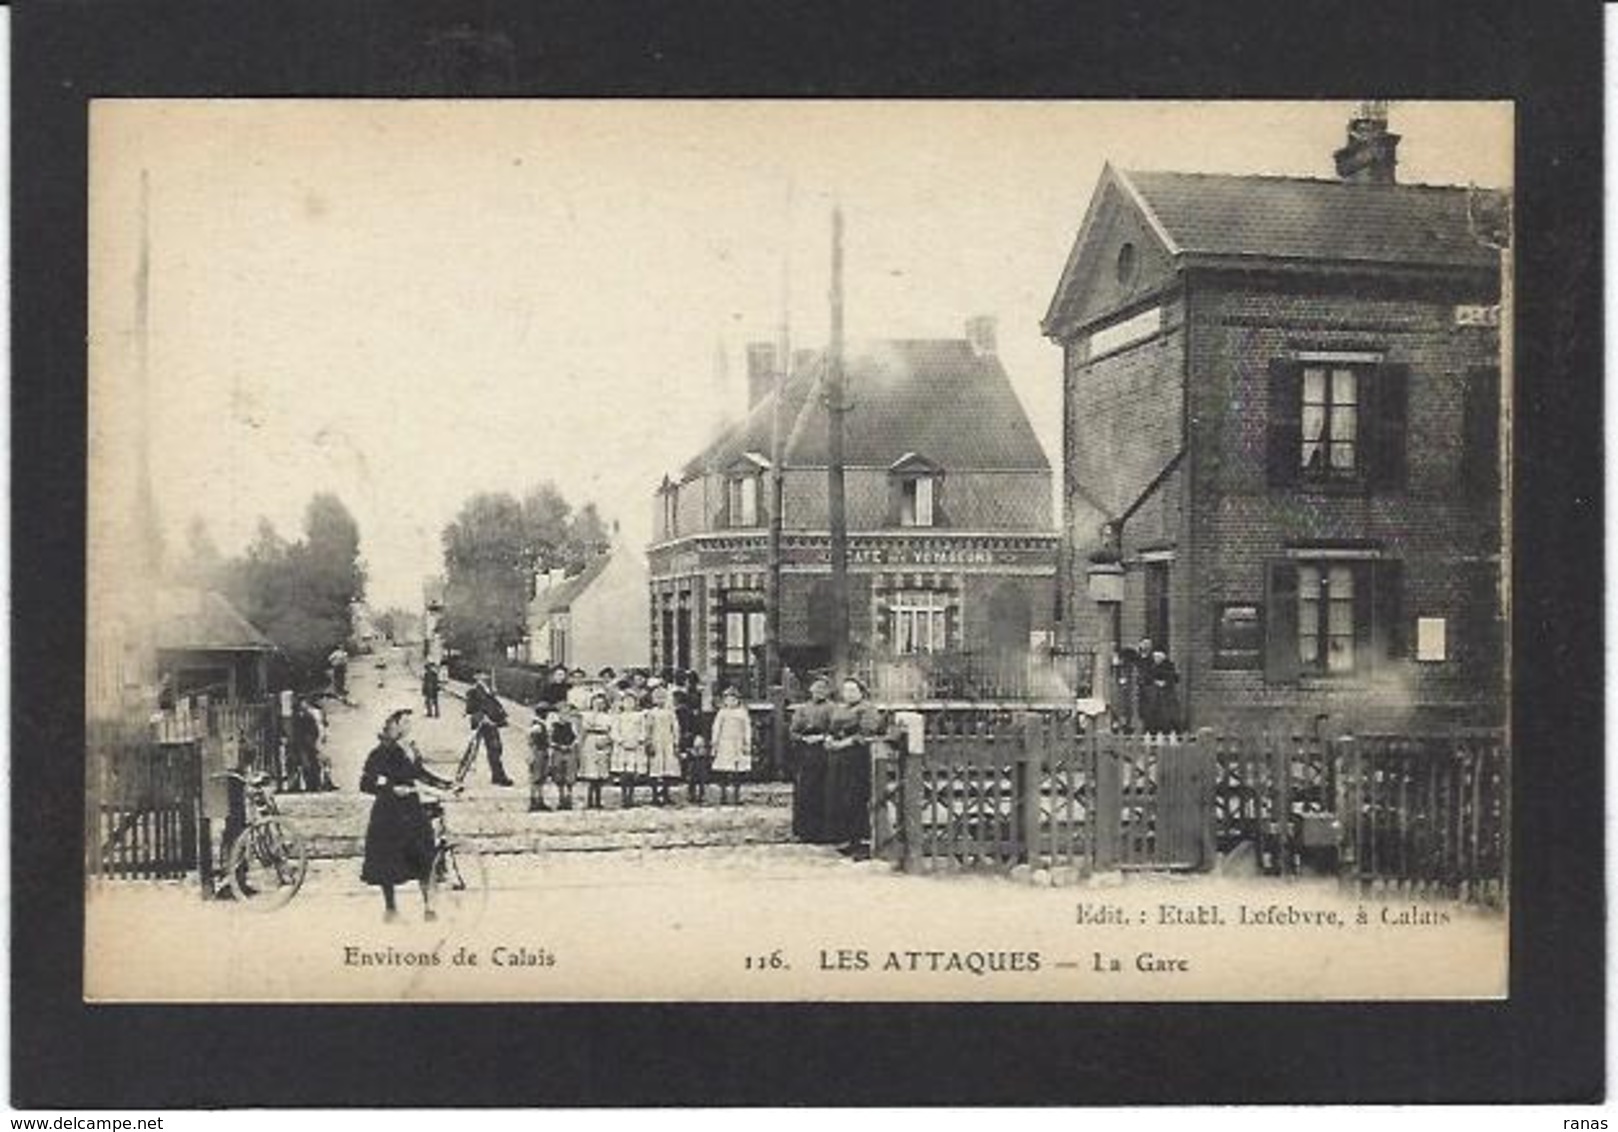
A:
525,683,757,811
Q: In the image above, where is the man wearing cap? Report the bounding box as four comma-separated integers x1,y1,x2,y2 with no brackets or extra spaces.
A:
464,670,515,786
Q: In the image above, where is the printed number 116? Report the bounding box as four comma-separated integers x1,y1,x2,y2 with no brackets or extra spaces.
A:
745,951,788,971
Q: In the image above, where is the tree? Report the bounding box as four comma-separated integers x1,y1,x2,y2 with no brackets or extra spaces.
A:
520,482,573,573
373,606,420,643
563,502,611,570
212,498,368,686
440,492,529,660
439,485,620,663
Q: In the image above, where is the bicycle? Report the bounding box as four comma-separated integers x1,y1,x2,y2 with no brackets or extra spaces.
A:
213,769,309,910
420,782,488,926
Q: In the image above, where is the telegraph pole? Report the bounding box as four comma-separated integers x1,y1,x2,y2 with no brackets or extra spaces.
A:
826,203,851,679
766,186,792,772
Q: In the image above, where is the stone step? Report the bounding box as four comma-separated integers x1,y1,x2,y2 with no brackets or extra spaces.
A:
274,790,795,859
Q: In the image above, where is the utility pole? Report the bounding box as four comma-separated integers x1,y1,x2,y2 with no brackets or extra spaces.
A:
826,202,851,680
766,185,792,773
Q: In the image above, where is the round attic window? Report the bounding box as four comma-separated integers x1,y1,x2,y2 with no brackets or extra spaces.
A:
1116,242,1139,285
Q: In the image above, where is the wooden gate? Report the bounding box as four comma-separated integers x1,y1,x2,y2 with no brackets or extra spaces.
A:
874,715,1214,873
1093,731,1214,870
87,720,204,880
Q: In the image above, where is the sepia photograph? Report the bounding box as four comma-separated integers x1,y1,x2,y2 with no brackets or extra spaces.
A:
83,98,1514,1004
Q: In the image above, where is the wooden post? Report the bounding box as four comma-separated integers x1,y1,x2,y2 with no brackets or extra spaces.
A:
1019,715,1043,869
901,730,923,873
1094,731,1120,871
825,204,850,679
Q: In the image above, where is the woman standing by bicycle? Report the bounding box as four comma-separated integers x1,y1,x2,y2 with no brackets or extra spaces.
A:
359,708,457,923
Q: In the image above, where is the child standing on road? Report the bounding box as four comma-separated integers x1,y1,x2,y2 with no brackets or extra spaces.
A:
610,691,648,809
579,691,614,810
710,687,753,806
644,684,682,807
683,734,711,804
526,708,552,813
548,706,579,811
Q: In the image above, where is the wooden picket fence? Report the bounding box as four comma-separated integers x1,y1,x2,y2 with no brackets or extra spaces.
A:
87,718,204,880
87,699,279,884
872,714,1508,901
1335,731,1508,904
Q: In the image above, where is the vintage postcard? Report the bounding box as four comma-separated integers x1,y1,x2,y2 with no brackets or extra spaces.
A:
85,99,1513,1002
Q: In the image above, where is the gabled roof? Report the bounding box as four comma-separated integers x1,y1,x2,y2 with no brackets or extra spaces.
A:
682,338,1049,478
1044,164,1502,337
530,554,612,619
1120,168,1502,271
153,587,275,652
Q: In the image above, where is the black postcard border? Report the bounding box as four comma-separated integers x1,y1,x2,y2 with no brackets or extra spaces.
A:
11,0,1604,1108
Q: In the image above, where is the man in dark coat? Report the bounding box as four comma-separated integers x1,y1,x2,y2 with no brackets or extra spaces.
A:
289,695,324,793
421,661,441,717
465,670,515,785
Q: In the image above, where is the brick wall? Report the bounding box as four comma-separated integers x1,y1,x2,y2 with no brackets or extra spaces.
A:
1182,272,1504,730
1059,295,1186,656
1064,296,1185,524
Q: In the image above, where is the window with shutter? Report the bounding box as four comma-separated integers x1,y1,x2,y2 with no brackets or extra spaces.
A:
1269,357,1407,492
1264,561,1300,683
1273,555,1404,678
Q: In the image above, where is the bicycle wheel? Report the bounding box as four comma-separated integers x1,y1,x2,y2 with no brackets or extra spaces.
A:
455,732,482,785
226,817,309,910
426,841,489,927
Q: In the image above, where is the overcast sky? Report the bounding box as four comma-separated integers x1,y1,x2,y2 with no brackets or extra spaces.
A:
89,100,1512,610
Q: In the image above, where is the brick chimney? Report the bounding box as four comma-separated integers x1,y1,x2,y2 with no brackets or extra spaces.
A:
745,341,778,409
965,315,998,358
1334,105,1400,185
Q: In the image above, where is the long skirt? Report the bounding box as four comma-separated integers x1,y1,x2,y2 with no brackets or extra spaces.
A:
360,794,435,886
792,743,831,843
610,742,647,778
823,742,872,845
578,736,613,782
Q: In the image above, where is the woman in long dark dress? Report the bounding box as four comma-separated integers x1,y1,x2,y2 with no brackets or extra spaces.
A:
360,708,457,922
824,677,885,860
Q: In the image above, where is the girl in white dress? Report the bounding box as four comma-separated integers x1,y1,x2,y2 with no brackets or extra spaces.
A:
578,691,614,810
644,685,682,807
610,691,648,808
709,687,754,806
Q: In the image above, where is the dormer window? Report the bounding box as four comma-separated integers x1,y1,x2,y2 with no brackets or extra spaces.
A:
889,452,944,529
900,476,934,527
728,476,759,526
723,452,770,529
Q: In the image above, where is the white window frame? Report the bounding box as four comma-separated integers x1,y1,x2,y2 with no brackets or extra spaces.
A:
728,475,759,528
890,590,949,655
900,475,935,528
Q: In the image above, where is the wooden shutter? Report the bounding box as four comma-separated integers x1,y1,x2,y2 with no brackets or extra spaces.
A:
1373,559,1404,661
1463,366,1501,502
932,472,949,527
1370,364,1409,491
1267,360,1303,487
1264,560,1300,683
887,476,903,526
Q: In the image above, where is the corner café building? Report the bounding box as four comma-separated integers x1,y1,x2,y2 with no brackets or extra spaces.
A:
648,324,1060,700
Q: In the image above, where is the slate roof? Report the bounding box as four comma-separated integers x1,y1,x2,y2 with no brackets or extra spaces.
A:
531,554,612,619
153,587,275,652
1120,168,1500,271
681,338,1049,479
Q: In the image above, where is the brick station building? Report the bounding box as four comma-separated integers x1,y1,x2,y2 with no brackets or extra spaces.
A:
1043,114,1506,731
648,321,1060,700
